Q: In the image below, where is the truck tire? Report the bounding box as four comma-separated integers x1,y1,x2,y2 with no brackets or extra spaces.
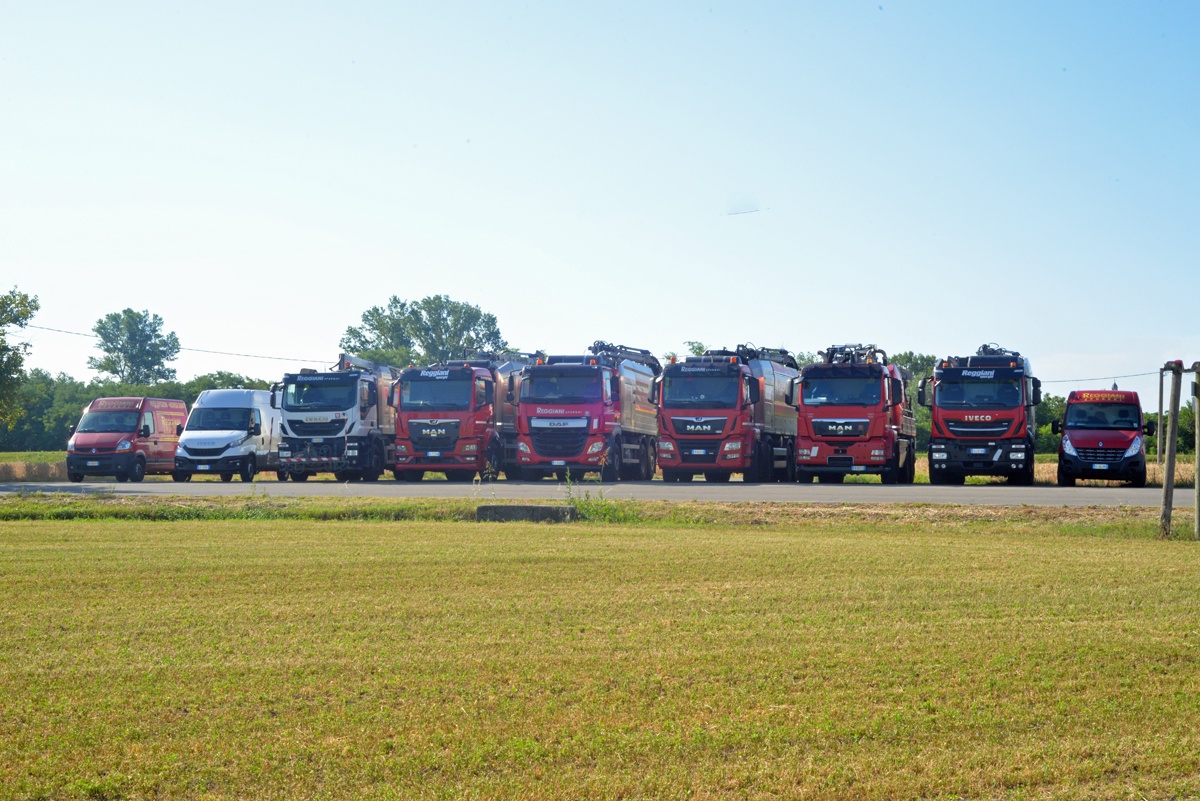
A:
481,441,503,482
361,443,383,482
129,458,146,483
239,456,256,482
1129,468,1147,488
928,462,944,485
796,469,814,484
333,470,360,482
1057,467,1075,487
276,471,288,481
901,445,916,484
600,437,620,483
290,471,310,482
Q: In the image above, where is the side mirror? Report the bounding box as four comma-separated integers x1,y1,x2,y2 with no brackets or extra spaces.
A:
484,383,495,405
783,378,794,407
1145,420,1157,436
140,425,151,438
747,379,762,406
387,381,398,409
251,422,262,437
649,377,660,405
1031,377,1042,406
610,375,620,403
890,378,903,408
69,424,76,435
175,423,183,436
1051,420,1061,435
917,378,929,407
506,375,515,404
270,385,278,409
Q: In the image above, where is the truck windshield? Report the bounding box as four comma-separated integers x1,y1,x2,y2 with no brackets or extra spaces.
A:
935,379,1022,409
522,374,602,404
1064,403,1141,430
187,408,252,431
282,381,356,412
662,376,739,408
401,379,471,411
77,410,139,433
802,377,881,406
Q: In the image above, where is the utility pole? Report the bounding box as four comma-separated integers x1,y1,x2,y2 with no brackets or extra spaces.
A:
1159,360,1183,538
1193,363,1200,541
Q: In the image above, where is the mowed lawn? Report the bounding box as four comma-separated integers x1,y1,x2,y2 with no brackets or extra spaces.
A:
2,516,1199,800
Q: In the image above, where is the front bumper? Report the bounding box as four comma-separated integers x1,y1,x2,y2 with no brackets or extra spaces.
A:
1058,451,1143,481
516,433,607,472
394,437,482,471
657,437,749,470
928,439,1029,475
67,452,138,476
795,437,889,474
175,453,251,475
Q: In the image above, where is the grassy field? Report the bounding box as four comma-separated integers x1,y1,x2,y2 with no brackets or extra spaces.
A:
2,505,1199,800
0,451,65,464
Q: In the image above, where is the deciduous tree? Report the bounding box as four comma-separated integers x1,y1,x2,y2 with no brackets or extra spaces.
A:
88,309,181,384
0,287,40,429
341,295,507,366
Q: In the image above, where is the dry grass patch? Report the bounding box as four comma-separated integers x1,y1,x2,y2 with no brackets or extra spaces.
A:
1,517,1198,799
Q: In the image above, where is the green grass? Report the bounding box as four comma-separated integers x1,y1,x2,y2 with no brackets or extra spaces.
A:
2,511,1199,799
0,451,64,464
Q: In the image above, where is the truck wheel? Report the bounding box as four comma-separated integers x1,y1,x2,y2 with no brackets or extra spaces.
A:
947,473,966,486
818,473,844,484
1057,467,1075,487
481,441,503,482
796,469,814,484
928,463,944,485
361,443,384,482
276,471,288,482
68,472,84,483
703,471,731,483
881,453,899,485
220,472,234,483
600,438,620,483
1129,468,1147,488
239,456,256,482
902,446,916,484
290,472,309,482
128,458,146,483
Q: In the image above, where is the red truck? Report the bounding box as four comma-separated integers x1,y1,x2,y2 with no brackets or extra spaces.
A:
917,343,1042,485
792,345,917,484
390,353,536,482
66,397,188,483
654,345,798,483
1050,390,1154,487
512,341,660,481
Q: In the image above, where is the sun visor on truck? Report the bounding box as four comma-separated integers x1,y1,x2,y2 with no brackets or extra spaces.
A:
401,366,475,381
934,366,1025,380
801,364,882,380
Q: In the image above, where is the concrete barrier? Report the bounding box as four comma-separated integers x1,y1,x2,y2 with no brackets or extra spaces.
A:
476,504,577,523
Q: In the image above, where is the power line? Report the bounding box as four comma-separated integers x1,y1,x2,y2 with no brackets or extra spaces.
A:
24,324,327,364
1040,371,1159,384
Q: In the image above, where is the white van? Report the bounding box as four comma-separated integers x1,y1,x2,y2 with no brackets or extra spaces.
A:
174,389,282,482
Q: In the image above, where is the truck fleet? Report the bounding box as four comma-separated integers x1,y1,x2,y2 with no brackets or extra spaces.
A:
61,340,1160,489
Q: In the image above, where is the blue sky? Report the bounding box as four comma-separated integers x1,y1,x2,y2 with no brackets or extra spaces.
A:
2,2,1197,401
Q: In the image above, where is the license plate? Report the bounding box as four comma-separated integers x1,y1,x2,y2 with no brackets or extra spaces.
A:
312,437,324,443
551,460,566,466
969,448,987,455
86,460,99,467
198,464,211,471
1093,463,1109,470
851,465,866,472
691,449,707,456
426,451,441,457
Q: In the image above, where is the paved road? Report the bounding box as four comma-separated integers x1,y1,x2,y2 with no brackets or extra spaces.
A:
2,478,1188,507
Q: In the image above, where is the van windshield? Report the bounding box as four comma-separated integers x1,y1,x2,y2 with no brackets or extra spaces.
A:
187,407,252,431
283,380,356,411
401,379,471,411
77,410,139,433
1064,403,1141,430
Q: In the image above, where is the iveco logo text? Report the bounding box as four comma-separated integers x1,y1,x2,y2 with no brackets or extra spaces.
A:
963,414,994,421
961,369,995,379
420,370,450,378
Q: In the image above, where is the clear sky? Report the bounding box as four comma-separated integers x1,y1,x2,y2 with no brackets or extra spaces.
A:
3,2,1197,402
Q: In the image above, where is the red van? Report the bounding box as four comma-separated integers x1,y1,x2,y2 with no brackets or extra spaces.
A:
66,397,188,482
1051,390,1154,487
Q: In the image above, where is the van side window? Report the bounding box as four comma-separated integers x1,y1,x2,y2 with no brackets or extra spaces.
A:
142,412,155,436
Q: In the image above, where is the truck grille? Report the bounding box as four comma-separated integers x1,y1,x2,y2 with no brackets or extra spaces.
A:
530,429,588,458
827,456,854,467
409,420,461,452
812,419,869,438
945,419,1012,436
286,439,345,459
678,440,721,463
1077,447,1123,462
671,418,726,436
185,445,228,457
288,419,346,437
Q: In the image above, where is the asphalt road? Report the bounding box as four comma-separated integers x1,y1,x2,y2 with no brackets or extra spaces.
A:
2,478,1189,507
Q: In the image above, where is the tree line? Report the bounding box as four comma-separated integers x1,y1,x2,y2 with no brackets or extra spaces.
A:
0,285,1193,454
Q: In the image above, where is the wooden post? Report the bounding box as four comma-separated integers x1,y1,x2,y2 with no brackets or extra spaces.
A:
1160,361,1182,538
1158,368,1165,465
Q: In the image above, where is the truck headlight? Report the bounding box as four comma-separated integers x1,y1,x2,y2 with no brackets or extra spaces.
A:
932,452,948,460
722,441,742,452
1061,434,1077,457
587,441,605,454
1010,452,1026,460
397,444,409,453
116,439,132,451
518,441,530,453
463,443,478,452
1123,435,1143,458
657,439,676,453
